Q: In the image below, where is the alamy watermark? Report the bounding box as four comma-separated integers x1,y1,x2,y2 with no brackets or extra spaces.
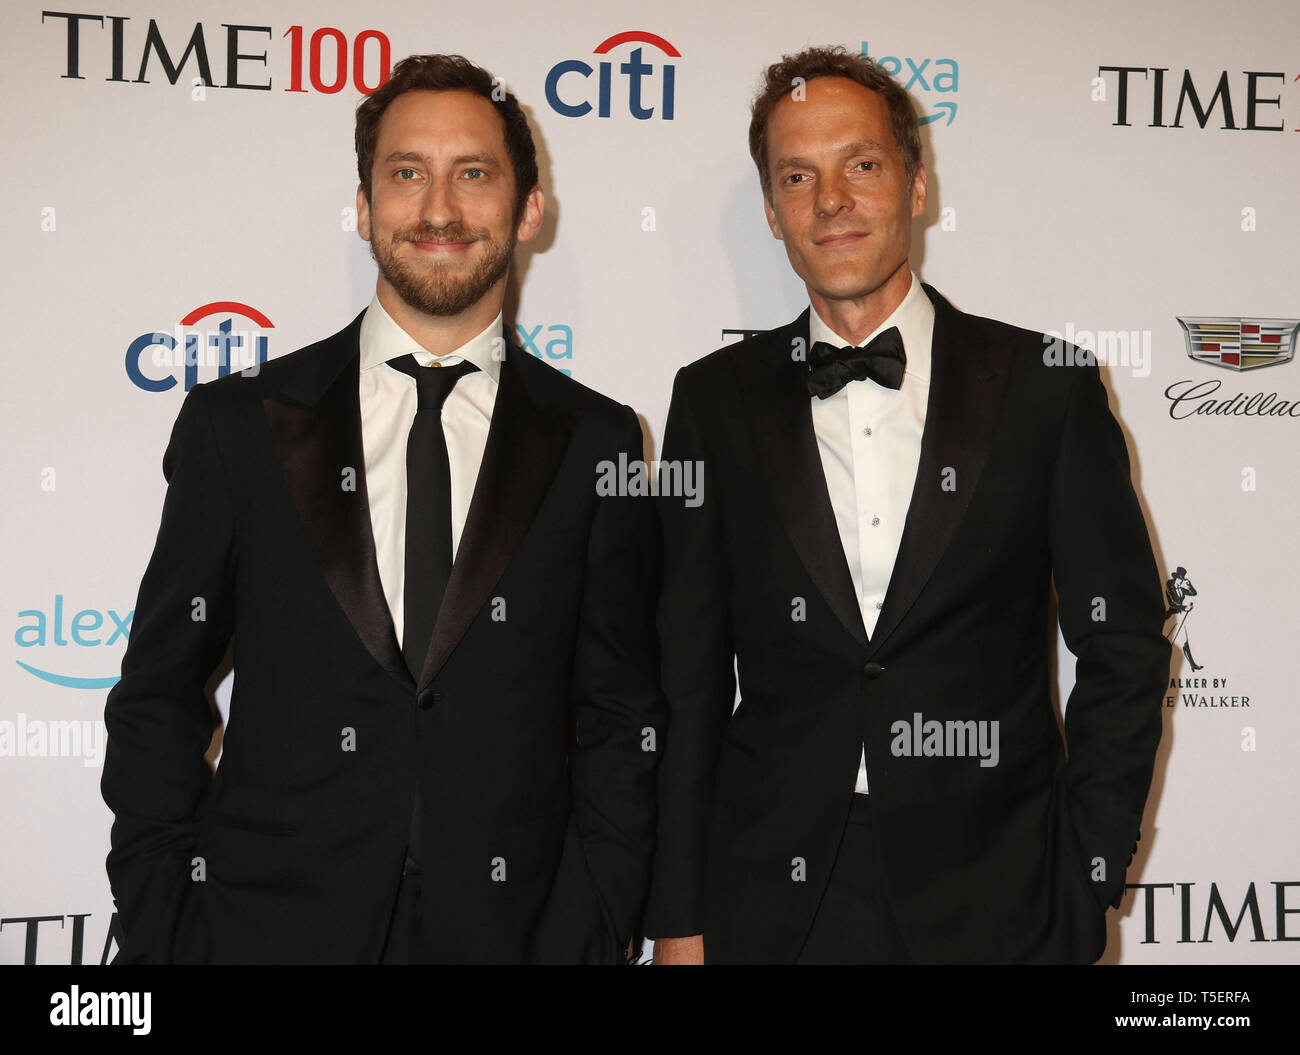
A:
146,324,269,374
0,715,106,767
1043,323,1151,378
50,986,151,1035
595,453,703,507
890,712,999,767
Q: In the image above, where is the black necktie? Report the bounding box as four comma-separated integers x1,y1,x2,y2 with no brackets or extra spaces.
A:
388,354,478,678
806,326,906,399
387,353,478,874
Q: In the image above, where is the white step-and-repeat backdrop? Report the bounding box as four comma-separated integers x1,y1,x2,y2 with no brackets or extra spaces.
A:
2,0,1297,963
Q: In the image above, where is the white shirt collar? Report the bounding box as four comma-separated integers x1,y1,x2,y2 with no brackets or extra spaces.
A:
358,293,503,384
808,271,934,385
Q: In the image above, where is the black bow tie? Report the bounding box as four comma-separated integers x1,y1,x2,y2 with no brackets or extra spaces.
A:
806,326,906,399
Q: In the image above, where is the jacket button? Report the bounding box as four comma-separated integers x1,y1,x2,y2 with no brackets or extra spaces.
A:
417,688,440,710
862,661,884,679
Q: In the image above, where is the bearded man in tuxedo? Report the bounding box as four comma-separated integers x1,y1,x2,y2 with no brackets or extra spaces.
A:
103,53,663,964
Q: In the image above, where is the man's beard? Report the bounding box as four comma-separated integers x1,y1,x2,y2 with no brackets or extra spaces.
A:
371,221,514,317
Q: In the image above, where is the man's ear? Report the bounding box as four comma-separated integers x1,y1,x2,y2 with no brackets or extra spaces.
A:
356,184,371,242
910,162,927,219
515,185,545,244
763,194,784,241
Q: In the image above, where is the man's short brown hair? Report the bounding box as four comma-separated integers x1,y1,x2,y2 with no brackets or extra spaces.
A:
748,45,922,200
355,54,539,218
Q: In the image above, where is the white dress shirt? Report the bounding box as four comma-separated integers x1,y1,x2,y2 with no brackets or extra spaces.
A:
358,294,501,645
808,272,935,792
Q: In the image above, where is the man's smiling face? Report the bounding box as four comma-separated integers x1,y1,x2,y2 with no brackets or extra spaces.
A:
357,88,541,318
762,76,926,313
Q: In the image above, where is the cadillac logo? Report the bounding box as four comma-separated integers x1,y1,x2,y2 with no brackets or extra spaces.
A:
1177,317,1299,371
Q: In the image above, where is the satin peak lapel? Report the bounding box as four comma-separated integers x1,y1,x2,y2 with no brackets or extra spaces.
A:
262,312,412,692
737,311,869,651
419,343,580,687
869,285,1015,652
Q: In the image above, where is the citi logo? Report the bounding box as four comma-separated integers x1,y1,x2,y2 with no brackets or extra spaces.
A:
126,301,273,392
546,31,678,120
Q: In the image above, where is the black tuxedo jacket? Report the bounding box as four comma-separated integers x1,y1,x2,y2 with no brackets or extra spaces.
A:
102,309,664,964
644,284,1167,963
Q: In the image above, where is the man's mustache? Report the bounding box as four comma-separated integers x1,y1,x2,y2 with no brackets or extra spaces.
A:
397,223,488,244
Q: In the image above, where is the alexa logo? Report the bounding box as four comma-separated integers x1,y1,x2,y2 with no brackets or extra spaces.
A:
126,301,274,393
14,595,131,690
862,40,959,126
546,31,679,120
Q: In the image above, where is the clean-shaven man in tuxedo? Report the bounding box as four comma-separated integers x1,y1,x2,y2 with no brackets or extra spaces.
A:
102,54,663,964
646,46,1167,964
